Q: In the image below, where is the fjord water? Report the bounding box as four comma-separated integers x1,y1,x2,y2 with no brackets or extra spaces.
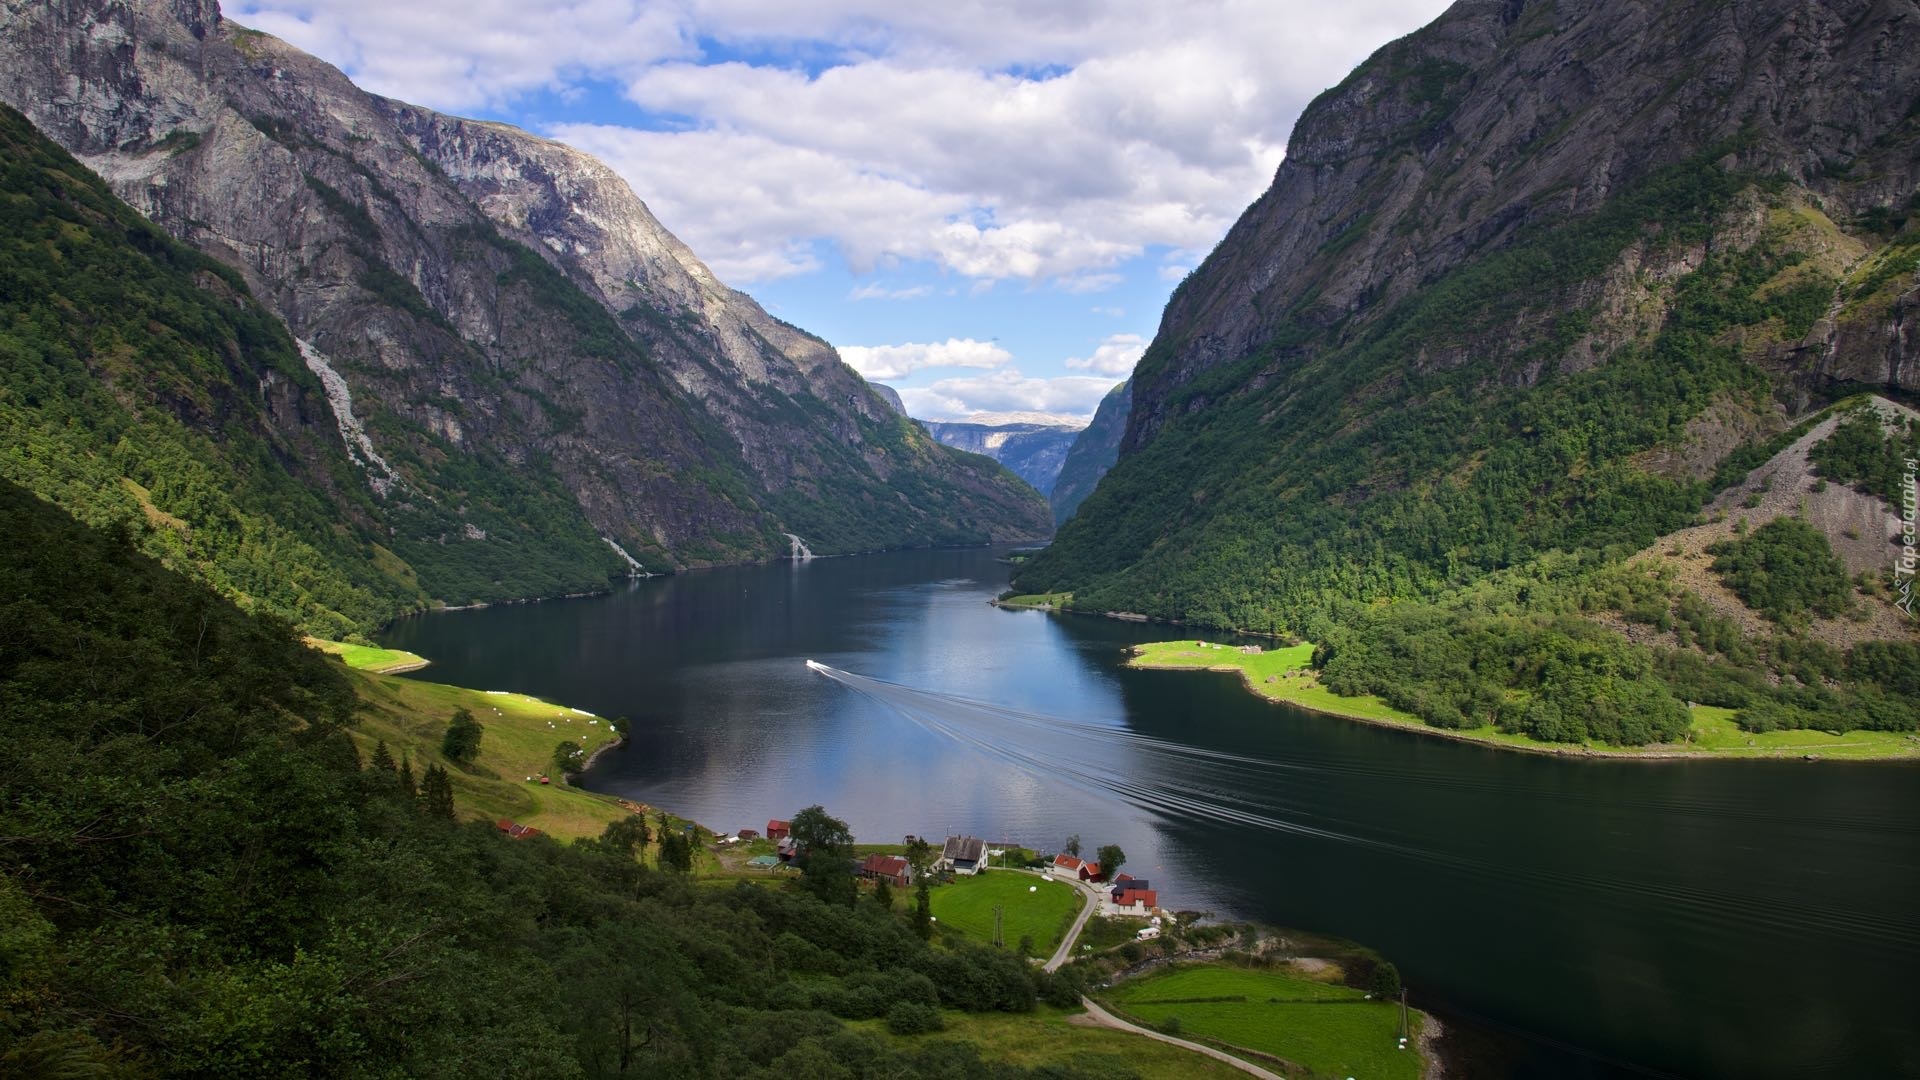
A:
383,547,1920,1078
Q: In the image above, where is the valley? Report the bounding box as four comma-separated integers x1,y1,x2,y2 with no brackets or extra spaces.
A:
2,0,1917,1076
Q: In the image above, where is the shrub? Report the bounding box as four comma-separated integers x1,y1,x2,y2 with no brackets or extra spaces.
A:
885,1001,945,1035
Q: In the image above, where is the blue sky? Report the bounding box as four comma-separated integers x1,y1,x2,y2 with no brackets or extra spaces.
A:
229,0,1448,422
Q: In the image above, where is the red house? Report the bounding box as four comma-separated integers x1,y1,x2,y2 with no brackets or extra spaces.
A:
858,854,911,888
1079,861,1102,883
494,818,543,840
766,819,791,840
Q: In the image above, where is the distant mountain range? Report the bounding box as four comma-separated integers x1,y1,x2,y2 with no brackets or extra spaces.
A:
0,0,1048,633
915,418,1087,497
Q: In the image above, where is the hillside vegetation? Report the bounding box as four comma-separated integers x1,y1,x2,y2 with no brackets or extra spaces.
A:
0,477,1132,1079
0,104,425,638
1016,0,1920,745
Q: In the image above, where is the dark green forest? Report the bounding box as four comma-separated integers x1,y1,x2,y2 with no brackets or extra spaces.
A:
0,479,1102,1078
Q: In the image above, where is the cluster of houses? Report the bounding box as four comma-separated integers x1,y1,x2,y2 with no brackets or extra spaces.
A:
1050,854,1159,917
735,820,1167,924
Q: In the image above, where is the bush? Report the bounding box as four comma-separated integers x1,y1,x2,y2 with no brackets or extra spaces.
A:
885,1001,945,1035
1708,517,1852,623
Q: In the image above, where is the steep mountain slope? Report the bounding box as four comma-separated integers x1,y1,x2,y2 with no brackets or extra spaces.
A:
1048,380,1131,525
1023,0,1919,627
0,0,1047,621
917,419,1085,496
0,103,423,639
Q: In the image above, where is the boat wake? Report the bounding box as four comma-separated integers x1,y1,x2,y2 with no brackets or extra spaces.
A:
805,661,1920,950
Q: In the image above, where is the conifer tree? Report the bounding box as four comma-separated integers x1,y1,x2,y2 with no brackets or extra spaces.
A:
420,764,456,820
398,754,417,799
370,740,397,776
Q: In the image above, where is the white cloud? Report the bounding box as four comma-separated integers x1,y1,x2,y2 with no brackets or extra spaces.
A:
230,0,1451,285
848,282,935,301
1090,305,1124,317
1064,333,1147,377
837,337,1012,381
899,369,1119,421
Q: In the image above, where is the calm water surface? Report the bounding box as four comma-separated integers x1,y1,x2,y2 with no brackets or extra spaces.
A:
383,547,1920,1079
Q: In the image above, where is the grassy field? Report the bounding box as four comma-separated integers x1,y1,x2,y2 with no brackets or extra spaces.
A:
308,637,430,674
850,1005,1251,1078
1103,964,1423,1080
1129,641,1920,760
346,667,630,839
994,592,1072,610
929,871,1083,957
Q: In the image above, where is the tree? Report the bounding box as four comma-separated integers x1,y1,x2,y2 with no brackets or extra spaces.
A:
904,836,936,880
369,740,396,777
600,814,651,858
1095,844,1126,881
552,740,585,777
911,879,933,940
789,806,856,906
1368,960,1402,999
420,764,456,820
1062,834,1081,858
872,876,894,911
657,830,694,873
441,707,484,764
397,754,417,800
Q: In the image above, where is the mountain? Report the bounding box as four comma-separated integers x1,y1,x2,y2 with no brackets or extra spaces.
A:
1048,380,1131,526
0,0,1048,628
917,419,1086,496
1016,0,1920,741
871,383,909,415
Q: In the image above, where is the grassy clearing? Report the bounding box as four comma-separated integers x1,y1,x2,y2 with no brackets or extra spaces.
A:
1104,964,1422,1080
345,667,628,839
308,637,429,674
1128,642,1920,759
994,591,1073,610
929,871,1083,958
851,1005,1251,1078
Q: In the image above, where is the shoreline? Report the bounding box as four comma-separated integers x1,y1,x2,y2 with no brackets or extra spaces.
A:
1126,651,1920,763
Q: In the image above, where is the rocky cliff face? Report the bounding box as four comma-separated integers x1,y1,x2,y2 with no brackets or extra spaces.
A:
916,420,1084,496
0,0,1047,608
1019,0,1920,629
1129,0,1920,453
1048,380,1130,526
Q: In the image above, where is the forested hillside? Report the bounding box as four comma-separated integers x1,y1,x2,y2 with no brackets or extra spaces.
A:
0,104,424,638
0,478,1090,1078
1017,0,1920,743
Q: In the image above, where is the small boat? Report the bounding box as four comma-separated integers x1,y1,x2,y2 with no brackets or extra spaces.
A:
804,659,827,673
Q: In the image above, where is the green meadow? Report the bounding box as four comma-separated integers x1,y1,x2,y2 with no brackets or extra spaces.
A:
930,871,1084,958
1103,963,1423,1080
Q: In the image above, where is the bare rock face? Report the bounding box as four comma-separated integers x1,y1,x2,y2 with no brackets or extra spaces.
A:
1129,0,1920,452
0,0,1047,598
1049,380,1131,526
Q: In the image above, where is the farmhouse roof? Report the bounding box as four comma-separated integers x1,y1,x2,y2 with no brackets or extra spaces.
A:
943,835,986,863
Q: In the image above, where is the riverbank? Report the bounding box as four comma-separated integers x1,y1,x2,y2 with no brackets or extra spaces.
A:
1128,641,1920,761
